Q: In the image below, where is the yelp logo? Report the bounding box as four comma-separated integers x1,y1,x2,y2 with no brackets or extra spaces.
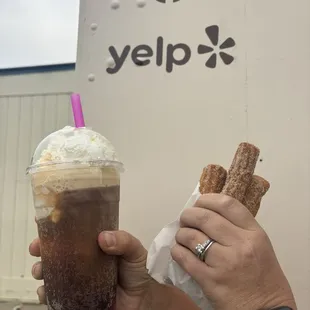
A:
156,0,180,3
198,25,235,68
106,25,236,74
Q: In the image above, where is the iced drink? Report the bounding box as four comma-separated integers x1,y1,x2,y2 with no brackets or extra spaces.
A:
27,126,123,310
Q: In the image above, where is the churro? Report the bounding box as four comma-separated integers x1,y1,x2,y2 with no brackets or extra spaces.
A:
243,175,270,216
222,143,260,202
199,165,227,194
198,143,269,216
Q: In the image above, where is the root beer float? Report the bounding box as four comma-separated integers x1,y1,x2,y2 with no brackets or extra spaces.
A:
27,94,122,310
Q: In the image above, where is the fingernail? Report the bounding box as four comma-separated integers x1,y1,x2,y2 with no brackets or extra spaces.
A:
37,286,46,304
32,262,39,276
102,232,116,247
32,265,37,276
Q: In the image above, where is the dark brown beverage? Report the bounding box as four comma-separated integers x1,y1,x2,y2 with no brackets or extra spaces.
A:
37,185,119,310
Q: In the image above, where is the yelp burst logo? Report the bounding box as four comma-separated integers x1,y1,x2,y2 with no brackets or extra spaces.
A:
156,0,180,3
106,25,236,74
198,25,235,68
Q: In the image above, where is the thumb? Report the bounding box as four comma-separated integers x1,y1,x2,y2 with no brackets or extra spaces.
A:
98,230,147,262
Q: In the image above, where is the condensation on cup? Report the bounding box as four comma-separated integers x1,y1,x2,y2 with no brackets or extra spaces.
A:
27,124,123,310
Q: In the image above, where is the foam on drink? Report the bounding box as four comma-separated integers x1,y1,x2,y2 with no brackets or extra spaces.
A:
29,126,121,219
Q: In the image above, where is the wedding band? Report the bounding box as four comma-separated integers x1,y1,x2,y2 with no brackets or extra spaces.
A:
195,239,215,261
200,240,215,261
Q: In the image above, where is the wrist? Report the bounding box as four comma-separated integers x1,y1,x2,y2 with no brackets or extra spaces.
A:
250,281,297,310
257,295,297,310
228,291,297,310
263,294,297,310
141,280,199,310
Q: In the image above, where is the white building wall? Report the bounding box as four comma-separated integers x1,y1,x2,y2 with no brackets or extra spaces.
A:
0,70,74,302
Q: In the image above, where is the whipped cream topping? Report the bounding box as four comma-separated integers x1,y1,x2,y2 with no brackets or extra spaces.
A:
32,126,120,165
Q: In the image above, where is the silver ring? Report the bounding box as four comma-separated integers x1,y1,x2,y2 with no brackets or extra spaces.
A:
195,239,215,261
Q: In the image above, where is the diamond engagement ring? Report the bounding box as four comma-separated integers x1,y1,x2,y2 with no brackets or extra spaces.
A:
195,239,215,261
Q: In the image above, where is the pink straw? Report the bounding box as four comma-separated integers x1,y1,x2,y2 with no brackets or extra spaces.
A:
71,93,85,127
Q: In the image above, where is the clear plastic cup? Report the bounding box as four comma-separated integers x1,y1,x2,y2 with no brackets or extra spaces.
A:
27,126,123,310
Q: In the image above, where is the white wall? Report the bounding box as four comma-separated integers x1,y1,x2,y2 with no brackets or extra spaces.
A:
0,70,74,302
75,0,310,309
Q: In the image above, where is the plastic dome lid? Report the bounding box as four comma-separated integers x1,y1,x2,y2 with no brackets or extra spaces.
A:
27,126,123,173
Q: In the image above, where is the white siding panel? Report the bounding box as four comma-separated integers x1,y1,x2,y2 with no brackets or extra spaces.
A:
0,98,8,258
11,97,32,280
1,98,21,279
0,93,71,302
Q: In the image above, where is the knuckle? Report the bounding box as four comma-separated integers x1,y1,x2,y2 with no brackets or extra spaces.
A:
170,245,177,257
196,195,207,207
118,229,130,239
179,212,186,225
186,229,197,244
219,194,238,210
176,228,199,249
194,195,210,210
226,263,238,274
256,228,270,244
171,245,201,275
251,229,271,253
171,245,186,263
118,230,131,244
213,267,229,283
223,253,239,274
175,228,181,239
175,229,182,243
240,238,257,263
179,208,191,224
197,209,211,226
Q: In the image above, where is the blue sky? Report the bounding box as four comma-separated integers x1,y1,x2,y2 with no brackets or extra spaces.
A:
0,0,80,69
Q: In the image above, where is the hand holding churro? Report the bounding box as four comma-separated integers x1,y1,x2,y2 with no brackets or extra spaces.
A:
172,143,296,310
147,142,296,310
199,143,270,217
